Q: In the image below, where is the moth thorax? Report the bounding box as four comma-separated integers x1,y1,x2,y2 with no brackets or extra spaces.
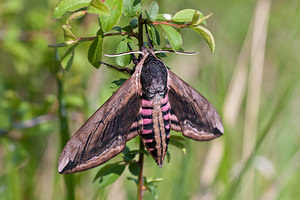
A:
140,55,168,100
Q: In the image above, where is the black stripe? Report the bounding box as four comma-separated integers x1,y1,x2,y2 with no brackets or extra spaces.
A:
164,120,169,126
149,148,157,158
142,106,153,109
171,120,179,125
143,123,153,130
166,137,170,145
145,140,156,149
142,114,152,119
162,109,170,116
161,101,168,108
129,126,139,133
140,132,154,140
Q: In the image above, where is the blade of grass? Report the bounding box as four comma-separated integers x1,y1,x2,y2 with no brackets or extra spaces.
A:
217,79,296,200
242,0,271,198
55,49,75,200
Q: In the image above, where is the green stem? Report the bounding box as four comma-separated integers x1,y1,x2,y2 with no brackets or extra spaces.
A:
55,50,75,200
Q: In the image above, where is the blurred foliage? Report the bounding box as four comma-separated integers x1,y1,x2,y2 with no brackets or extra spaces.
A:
0,0,299,200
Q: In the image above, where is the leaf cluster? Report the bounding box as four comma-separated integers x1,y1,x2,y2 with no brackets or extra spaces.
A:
49,0,215,70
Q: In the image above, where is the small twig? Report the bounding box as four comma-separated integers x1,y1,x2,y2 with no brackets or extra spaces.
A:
150,21,191,28
99,61,132,74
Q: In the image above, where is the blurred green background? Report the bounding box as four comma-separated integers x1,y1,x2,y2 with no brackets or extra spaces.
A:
0,0,299,199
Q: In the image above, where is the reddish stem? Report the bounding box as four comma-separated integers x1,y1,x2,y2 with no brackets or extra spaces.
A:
151,21,190,28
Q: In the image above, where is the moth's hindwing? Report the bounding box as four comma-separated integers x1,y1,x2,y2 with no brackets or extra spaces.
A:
168,71,224,141
58,75,141,174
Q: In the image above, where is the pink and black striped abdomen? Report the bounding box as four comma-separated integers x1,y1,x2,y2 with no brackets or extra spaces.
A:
140,94,170,167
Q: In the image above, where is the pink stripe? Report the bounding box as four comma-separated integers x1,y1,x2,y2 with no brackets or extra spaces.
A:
161,103,169,112
148,148,155,151
161,95,168,104
165,124,170,129
142,108,152,116
143,118,152,125
167,134,170,138
142,129,153,134
142,99,152,107
163,114,169,120
144,139,153,143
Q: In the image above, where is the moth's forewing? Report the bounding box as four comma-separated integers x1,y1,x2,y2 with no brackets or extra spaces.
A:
168,71,223,141
58,75,141,174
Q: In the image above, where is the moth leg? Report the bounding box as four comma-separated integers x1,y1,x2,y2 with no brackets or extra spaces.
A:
126,43,139,65
98,60,133,74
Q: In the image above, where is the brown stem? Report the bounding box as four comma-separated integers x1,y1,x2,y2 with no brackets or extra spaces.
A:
151,21,190,28
137,12,144,48
137,138,145,200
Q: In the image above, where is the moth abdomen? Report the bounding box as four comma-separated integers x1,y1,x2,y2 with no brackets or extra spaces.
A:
140,93,170,167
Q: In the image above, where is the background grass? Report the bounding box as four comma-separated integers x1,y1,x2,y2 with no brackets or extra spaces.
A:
0,0,300,199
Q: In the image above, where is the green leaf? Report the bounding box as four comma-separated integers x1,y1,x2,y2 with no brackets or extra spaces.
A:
66,10,87,24
144,177,163,199
148,1,159,19
53,0,91,19
166,151,171,163
93,163,126,188
127,177,138,184
192,13,212,26
116,38,134,67
148,24,160,46
99,0,123,32
62,25,76,40
87,0,110,15
155,13,172,21
123,0,141,17
61,43,78,71
170,135,185,141
111,78,127,91
191,25,215,53
129,162,140,176
160,25,182,51
88,33,103,68
173,9,204,23
169,136,186,155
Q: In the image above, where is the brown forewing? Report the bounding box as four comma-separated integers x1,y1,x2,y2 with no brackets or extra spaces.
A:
168,71,224,141
58,75,141,174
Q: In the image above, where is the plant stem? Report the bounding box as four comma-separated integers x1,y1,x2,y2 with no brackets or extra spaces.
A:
137,138,145,200
55,50,75,200
137,6,145,200
151,21,190,28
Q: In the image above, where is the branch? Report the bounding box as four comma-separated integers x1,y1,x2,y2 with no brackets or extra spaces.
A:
150,21,191,28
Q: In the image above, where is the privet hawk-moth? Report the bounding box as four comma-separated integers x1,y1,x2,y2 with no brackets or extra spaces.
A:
58,46,223,174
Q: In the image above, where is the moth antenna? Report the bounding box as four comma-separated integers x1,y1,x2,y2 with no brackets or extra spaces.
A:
104,51,144,57
154,50,199,55
145,24,153,50
127,43,139,65
98,60,133,74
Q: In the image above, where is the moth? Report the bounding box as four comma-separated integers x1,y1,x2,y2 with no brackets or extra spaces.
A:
58,46,223,174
